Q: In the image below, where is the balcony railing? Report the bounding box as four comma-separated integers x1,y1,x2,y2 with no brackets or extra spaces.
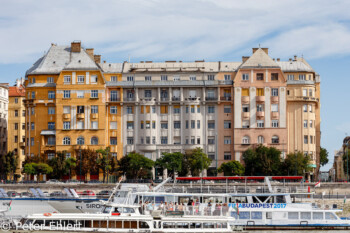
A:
160,97,169,102
172,97,181,101
108,98,121,102
123,97,135,102
185,97,200,101
220,96,231,101
205,96,217,101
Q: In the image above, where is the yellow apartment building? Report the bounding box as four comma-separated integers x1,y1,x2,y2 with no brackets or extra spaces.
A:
8,79,26,179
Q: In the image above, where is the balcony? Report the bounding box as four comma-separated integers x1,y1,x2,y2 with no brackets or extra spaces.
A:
205,96,217,101
90,96,99,100
184,144,204,151
256,96,265,102
256,111,265,117
220,96,232,101
288,96,319,103
63,113,71,119
19,142,25,149
218,80,233,85
185,97,200,101
242,112,250,119
91,113,98,119
77,113,85,119
242,96,250,104
160,97,169,102
172,96,181,101
137,144,157,151
123,97,135,102
108,98,121,102
271,96,279,103
271,112,279,119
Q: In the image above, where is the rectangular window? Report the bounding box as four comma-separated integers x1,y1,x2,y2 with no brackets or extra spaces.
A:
256,73,264,80
48,91,55,99
208,106,215,113
287,74,294,80
224,136,231,144
242,73,249,81
224,121,231,129
303,104,307,112
110,76,117,82
110,137,117,145
14,123,18,130
161,75,168,81
310,135,313,144
257,88,264,96
191,120,195,129
302,89,307,97
191,105,195,113
48,107,55,115
31,122,35,130
309,120,313,128
186,106,189,113
108,106,116,114
31,137,34,146
144,90,152,98
63,90,71,98
14,110,18,117
77,121,84,129
208,137,215,144
91,90,98,98
14,136,18,143
140,121,144,129
146,137,150,144
271,104,278,112
242,88,249,96
127,121,134,130
161,137,168,144
77,75,84,83
197,120,200,129
63,121,70,130
48,122,55,130
257,104,264,112
223,105,231,113
309,89,313,97
76,91,84,98
110,121,117,130
91,75,98,84
257,120,264,128
207,74,215,80
299,74,306,81
91,105,98,114
77,106,84,113
242,104,249,112
271,88,279,96
173,106,180,114
304,120,308,128
224,153,232,160
14,98,18,104
304,135,308,144
173,75,180,81
242,120,249,128
63,106,70,114
152,106,156,113
152,121,156,129
197,105,200,113
160,106,168,114
145,76,152,81
208,121,215,129
271,120,279,128
271,73,278,81
152,136,156,144
31,92,35,99
185,120,189,129
22,123,25,130
189,76,196,81
146,106,150,114
64,75,71,84
309,105,312,112
161,122,168,129
91,121,98,129
126,106,133,114
174,121,181,129
224,74,231,80
127,76,134,81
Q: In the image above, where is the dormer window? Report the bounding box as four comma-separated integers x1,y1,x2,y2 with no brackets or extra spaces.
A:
47,77,54,83
242,73,249,81
271,73,278,81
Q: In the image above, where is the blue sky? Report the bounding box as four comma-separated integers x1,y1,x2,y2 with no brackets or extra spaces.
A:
0,0,349,171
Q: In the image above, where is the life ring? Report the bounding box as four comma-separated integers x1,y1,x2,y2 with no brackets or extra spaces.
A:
43,213,52,217
52,211,58,214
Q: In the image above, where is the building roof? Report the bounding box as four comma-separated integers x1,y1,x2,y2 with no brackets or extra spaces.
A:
9,86,25,97
277,60,314,72
26,45,99,76
240,48,279,69
99,62,124,73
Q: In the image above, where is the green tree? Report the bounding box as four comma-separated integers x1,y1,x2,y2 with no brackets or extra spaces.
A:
96,147,112,183
48,151,67,179
75,149,98,180
182,148,211,177
320,147,329,167
3,151,18,181
65,157,77,180
116,152,154,179
218,161,245,176
243,145,282,176
22,162,53,178
23,163,36,176
156,152,183,177
283,151,312,175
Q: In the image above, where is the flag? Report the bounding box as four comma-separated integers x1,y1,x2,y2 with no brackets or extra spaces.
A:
315,180,321,188
233,203,239,215
8,201,12,211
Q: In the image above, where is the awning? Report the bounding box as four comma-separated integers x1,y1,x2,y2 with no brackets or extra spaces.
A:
40,130,56,136
308,164,317,168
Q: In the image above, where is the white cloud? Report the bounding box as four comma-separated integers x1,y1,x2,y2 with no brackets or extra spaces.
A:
0,0,350,64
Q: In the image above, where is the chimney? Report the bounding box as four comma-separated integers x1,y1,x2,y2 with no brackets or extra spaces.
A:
289,58,292,61
273,58,275,61
86,48,94,59
261,48,269,54
16,79,20,87
94,55,101,63
242,56,250,63
293,55,297,61
277,58,280,62
71,41,81,53
252,48,259,53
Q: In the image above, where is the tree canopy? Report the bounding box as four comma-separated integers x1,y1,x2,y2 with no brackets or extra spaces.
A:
283,152,312,175
320,147,329,167
218,161,245,176
155,152,183,177
23,163,53,175
116,151,154,179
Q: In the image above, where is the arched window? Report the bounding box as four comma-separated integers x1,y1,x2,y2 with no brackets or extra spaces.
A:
63,137,70,145
77,136,85,145
242,136,250,144
271,136,279,144
258,135,264,144
91,136,98,145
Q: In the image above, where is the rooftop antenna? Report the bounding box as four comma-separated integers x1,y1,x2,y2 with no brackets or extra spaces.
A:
258,44,261,48
128,54,130,63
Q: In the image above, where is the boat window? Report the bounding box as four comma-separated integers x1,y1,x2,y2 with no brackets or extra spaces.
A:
190,223,202,228
203,223,215,228
239,212,250,219
176,222,189,228
222,222,228,228
325,212,337,220
313,212,323,220
251,212,262,219
231,212,238,219
300,212,311,220
288,212,299,220
45,220,60,227
276,195,285,203
266,212,272,219
163,222,175,228
123,207,135,213
139,221,149,229
102,206,112,213
230,196,247,203
100,221,107,228
124,221,137,229
34,220,44,226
